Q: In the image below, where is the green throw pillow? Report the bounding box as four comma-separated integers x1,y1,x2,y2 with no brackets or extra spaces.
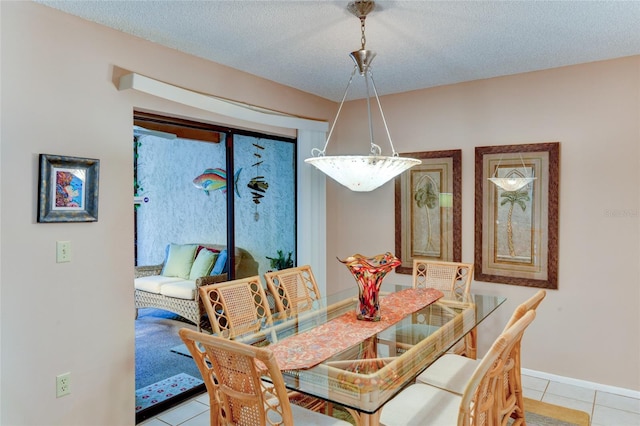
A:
162,244,198,279
189,249,218,280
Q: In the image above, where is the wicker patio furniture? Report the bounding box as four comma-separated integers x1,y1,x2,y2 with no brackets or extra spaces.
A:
134,244,257,331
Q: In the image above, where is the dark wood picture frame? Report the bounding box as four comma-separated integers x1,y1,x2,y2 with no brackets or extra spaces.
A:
475,142,559,288
395,150,462,274
38,154,100,223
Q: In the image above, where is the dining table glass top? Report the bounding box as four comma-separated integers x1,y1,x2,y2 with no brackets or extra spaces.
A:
234,284,506,415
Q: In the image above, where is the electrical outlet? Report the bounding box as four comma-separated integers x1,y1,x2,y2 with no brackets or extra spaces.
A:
56,372,71,397
56,241,71,263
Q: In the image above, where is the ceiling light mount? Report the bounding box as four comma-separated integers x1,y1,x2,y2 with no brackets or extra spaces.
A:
305,0,420,192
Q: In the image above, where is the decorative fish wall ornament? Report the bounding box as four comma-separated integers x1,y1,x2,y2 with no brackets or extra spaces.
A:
192,168,242,197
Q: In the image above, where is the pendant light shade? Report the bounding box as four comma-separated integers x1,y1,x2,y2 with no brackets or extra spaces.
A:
305,155,420,192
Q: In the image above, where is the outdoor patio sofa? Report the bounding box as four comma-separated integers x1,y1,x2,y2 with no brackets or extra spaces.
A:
134,243,257,331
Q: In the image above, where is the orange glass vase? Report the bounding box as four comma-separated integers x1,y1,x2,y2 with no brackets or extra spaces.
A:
338,252,401,321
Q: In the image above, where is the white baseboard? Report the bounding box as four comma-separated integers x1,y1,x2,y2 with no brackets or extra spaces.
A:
522,368,640,400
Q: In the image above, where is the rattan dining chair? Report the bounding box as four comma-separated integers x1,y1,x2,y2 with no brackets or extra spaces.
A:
416,289,546,425
412,259,474,295
199,274,330,415
378,310,537,426
411,259,475,357
264,265,337,415
178,328,352,426
264,265,321,318
199,275,274,339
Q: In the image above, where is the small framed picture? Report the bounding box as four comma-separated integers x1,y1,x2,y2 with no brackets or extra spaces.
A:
38,154,100,223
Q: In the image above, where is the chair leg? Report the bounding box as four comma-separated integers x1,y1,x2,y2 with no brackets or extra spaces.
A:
326,402,333,416
465,329,477,359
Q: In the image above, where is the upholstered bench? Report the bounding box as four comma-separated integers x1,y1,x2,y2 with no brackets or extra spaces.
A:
134,243,257,331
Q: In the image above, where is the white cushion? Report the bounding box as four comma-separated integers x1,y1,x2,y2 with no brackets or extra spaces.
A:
262,396,351,425
415,353,480,394
159,280,197,300
134,275,184,294
379,383,461,426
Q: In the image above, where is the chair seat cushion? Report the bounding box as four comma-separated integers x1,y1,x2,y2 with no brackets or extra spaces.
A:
415,353,479,394
379,383,461,426
134,275,184,294
159,280,197,300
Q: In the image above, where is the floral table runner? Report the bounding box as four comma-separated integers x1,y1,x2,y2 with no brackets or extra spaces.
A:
269,287,443,370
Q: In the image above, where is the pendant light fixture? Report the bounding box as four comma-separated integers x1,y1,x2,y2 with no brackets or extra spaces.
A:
304,0,420,192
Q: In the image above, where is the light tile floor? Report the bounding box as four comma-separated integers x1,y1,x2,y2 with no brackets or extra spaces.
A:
140,374,640,426
521,375,640,426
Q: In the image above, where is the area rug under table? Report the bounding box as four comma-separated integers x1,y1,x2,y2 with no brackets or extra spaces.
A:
135,373,203,413
516,397,591,426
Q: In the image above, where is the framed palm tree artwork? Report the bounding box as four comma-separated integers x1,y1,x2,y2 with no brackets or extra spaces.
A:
395,150,462,275
475,142,559,289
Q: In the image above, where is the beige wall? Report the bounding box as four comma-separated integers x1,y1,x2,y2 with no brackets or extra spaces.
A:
1,2,639,425
0,3,334,425
326,56,640,391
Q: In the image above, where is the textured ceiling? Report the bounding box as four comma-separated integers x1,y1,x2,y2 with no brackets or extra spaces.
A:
36,0,640,102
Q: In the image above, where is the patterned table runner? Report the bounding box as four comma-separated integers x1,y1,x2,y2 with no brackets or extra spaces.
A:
269,287,443,370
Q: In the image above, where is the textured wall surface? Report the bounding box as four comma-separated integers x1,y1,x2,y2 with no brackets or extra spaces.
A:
135,133,296,275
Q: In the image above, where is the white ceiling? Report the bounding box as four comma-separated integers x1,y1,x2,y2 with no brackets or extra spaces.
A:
37,0,640,102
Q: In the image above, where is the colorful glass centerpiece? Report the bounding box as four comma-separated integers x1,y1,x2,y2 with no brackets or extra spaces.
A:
338,252,401,321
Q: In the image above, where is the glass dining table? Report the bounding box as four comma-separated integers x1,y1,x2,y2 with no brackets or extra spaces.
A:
234,284,506,426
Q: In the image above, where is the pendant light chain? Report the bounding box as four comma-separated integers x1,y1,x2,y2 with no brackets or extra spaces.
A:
360,16,367,50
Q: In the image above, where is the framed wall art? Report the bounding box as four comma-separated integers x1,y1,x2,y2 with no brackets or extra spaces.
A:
395,150,462,274
38,154,100,223
475,142,559,288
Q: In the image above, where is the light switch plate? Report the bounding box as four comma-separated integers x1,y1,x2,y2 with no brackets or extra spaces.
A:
56,241,71,263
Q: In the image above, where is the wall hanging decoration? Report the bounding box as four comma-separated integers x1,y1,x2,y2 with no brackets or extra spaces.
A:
38,154,100,223
247,140,269,221
475,142,559,289
395,150,462,274
192,168,241,197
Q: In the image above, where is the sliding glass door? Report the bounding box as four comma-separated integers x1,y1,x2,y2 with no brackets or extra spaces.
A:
132,111,296,421
233,134,297,276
